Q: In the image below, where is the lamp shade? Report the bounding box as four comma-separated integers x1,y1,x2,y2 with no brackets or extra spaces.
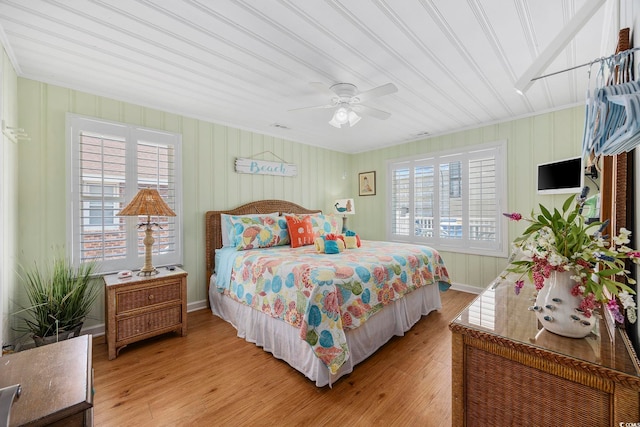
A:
117,188,176,217
334,198,355,215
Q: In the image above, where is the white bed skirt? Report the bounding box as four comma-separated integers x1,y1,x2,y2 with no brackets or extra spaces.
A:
209,276,443,387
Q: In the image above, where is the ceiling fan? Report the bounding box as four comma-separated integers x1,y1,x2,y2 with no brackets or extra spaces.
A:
290,82,398,128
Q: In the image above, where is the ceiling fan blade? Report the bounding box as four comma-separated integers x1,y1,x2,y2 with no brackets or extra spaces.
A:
352,104,392,120
357,83,398,102
288,103,335,112
309,82,338,97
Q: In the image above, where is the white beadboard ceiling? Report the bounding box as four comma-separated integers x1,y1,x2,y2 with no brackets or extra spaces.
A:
0,0,620,153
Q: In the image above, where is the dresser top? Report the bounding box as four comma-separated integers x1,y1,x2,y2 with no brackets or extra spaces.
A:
451,273,640,380
0,335,92,426
103,266,187,287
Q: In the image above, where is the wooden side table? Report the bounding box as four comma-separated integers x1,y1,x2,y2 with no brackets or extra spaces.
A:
104,267,188,360
0,335,93,426
450,275,640,426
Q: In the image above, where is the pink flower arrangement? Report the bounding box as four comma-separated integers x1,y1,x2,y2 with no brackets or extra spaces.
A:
503,194,637,323
503,212,522,221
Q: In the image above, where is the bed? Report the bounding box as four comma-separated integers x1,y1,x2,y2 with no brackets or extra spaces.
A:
205,200,451,387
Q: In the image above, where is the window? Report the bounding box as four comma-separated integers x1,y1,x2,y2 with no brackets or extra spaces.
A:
387,141,507,257
448,161,461,198
68,115,182,273
83,183,120,228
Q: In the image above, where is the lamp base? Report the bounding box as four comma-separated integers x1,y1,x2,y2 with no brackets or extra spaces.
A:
137,267,158,277
138,223,158,276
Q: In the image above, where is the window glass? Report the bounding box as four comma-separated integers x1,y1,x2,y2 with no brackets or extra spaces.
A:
415,165,434,237
391,166,410,236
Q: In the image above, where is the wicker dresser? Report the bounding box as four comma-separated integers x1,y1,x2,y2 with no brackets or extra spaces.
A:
450,277,640,426
104,267,188,360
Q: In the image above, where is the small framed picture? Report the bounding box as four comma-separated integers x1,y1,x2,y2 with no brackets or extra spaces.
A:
359,171,376,196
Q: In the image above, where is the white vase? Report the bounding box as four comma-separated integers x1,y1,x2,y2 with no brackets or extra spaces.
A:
532,270,596,338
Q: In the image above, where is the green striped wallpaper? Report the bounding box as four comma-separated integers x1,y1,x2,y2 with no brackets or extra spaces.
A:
16,78,351,329
15,76,585,331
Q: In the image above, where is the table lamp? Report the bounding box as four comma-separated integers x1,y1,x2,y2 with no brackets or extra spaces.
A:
334,198,355,232
117,188,176,276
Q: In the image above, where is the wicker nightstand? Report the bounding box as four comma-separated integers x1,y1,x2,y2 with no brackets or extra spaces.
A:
104,267,188,360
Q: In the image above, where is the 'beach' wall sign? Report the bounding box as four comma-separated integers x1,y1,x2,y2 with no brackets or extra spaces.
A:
235,158,297,177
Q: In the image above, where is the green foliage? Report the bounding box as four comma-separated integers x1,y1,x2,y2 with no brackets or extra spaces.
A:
16,256,100,338
505,194,638,322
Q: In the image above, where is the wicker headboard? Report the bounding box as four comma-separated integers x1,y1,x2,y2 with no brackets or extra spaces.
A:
205,200,321,286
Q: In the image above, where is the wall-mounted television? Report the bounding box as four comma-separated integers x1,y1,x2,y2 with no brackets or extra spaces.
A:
537,157,584,195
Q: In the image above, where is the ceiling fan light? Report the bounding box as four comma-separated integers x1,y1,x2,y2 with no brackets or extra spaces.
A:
335,107,349,124
334,107,349,124
348,110,361,126
329,107,350,128
328,116,342,128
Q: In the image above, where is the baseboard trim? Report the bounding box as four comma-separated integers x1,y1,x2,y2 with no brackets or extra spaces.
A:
188,299,208,312
449,283,483,294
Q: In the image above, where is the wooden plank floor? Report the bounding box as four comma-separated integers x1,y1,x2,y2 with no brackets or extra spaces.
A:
92,290,476,426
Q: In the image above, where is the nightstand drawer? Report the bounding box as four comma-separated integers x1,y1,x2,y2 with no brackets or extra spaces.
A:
117,306,182,341
116,282,181,313
105,268,187,359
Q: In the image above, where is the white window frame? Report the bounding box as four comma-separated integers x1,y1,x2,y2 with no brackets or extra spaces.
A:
386,140,508,257
67,114,183,273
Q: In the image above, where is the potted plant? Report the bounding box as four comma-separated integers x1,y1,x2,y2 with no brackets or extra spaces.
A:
16,255,99,346
502,194,638,337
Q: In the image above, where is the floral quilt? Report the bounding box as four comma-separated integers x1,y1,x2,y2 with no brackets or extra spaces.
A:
217,240,451,375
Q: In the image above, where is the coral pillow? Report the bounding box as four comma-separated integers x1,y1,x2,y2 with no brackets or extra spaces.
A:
285,215,315,248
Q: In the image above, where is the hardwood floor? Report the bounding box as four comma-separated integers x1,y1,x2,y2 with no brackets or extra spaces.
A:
91,290,476,426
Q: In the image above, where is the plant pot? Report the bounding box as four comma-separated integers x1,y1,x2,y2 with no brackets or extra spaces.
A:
32,323,83,347
532,270,596,338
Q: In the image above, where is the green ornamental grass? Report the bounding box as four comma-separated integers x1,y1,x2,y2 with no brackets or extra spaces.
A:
17,256,99,338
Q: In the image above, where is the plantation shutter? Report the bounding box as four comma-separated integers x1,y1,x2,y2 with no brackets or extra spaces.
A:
439,159,462,239
78,131,128,264
415,163,435,237
390,164,411,236
387,141,506,257
69,115,182,272
135,136,178,260
468,149,498,242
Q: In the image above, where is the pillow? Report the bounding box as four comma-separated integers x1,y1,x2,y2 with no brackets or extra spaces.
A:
344,230,361,248
285,215,315,248
220,214,234,247
221,212,278,247
229,213,289,250
309,214,341,237
314,235,345,253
